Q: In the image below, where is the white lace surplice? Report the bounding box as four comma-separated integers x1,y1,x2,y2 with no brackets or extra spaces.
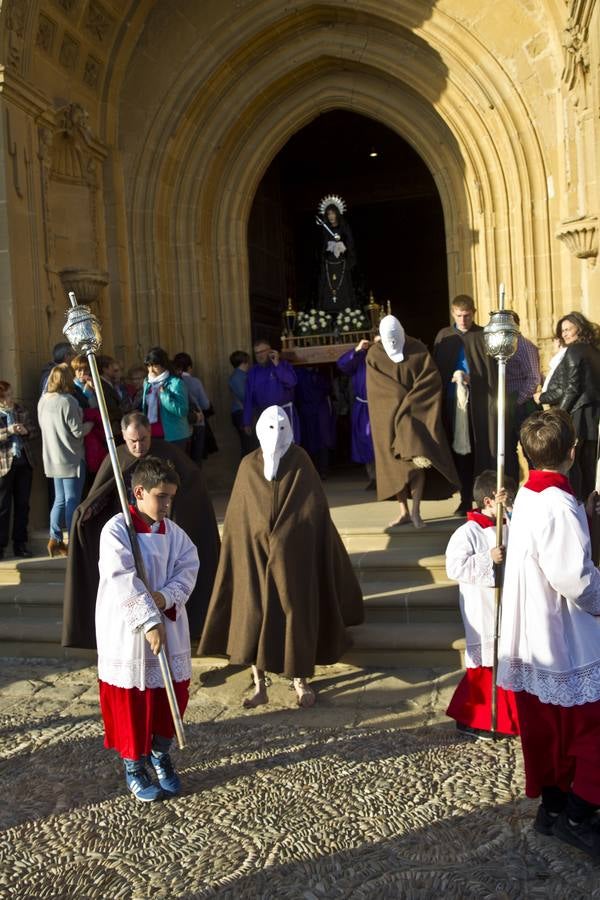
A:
498,487,600,706
446,520,505,668
96,514,199,690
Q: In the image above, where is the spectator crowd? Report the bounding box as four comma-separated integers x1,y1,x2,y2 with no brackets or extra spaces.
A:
0,297,598,559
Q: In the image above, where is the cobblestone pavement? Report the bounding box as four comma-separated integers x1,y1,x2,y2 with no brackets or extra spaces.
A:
1,659,599,899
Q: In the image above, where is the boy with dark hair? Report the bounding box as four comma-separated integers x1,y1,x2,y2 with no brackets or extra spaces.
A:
445,469,519,739
228,349,255,457
498,408,600,857
96,456,199,802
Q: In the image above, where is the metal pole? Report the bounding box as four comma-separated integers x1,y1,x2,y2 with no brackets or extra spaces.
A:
484,281,519,737
65,292,186,749
491,353,506,734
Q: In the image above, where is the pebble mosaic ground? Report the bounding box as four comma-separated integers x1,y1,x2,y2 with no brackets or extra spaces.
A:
0,659,599,899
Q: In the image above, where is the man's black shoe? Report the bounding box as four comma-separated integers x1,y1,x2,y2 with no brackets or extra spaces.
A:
13,544,33,558
552,811,600,859
534,804,559,836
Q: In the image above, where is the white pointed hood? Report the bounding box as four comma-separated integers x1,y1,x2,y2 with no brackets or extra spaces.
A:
256,405,294,481
379,315,406,363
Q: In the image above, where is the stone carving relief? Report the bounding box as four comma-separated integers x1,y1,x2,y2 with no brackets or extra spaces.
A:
37,104,109,311
4,0,27,71
562,0,594,94
51,0,79,13
556,215,598,263
5,109,24,199
59,32,80,71
36,14,57,55
84,1,115,43
83,55,103,91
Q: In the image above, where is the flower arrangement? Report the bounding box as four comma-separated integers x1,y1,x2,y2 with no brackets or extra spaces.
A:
336,307,370,333
296,309,333,335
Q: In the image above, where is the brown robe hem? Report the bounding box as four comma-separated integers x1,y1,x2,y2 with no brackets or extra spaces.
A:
366,339,459,502
198,444,364,678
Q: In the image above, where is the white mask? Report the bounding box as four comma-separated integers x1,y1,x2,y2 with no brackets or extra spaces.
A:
379,315,406,362
255,405,294,481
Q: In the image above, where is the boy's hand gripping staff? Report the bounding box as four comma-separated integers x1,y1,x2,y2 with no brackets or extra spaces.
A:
63,292,186,750
483,285,519,733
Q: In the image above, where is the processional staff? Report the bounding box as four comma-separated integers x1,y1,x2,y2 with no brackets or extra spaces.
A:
62,292,186,749
483,284,519,734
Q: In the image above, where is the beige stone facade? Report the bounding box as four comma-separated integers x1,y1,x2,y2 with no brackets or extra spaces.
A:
0,1,598,464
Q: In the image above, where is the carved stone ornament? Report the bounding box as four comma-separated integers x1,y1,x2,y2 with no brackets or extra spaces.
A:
59,32,80,71
85,1,115,43
36,14,57,55
556,215,598,260
562,0,594,89
59,268,109,303
50,103,101,184
5,0,27,71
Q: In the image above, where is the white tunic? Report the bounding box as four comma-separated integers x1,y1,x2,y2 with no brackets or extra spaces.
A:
498,486,600,706
96,514,199,691
446,519,506,668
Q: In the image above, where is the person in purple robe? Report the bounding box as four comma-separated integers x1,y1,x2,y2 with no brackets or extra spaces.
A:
295,366,336,479
243,339,300,441
337,339,376,488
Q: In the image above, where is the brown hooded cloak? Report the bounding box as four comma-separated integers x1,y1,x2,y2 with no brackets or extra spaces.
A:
366,338,459,502
198,444,364,677
62,438,220,648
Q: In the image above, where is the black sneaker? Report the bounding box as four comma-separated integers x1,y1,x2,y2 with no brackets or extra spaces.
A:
534,805,559,836
552,811,600,859
456,722,493,740
13,544,33,558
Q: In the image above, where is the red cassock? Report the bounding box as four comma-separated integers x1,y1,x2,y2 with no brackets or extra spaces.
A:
445,510,519,735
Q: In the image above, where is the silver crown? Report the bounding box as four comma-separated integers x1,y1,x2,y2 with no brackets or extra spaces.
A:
318,194,347,216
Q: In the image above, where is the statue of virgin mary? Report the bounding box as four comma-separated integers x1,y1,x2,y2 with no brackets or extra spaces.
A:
316,195,356,312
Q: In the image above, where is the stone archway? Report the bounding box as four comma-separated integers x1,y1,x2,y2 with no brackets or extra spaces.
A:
109,1,560,472
116,5,555,379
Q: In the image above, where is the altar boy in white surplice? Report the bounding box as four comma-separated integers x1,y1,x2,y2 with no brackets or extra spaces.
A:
498,408,600,859
96,456,199,803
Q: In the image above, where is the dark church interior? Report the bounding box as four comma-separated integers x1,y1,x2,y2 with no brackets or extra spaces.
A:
248,110,450,351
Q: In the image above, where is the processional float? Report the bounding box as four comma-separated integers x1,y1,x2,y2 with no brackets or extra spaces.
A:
483,285,519,734
62,292,186,749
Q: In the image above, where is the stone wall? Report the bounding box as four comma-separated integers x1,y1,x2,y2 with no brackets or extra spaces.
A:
0,0,598,490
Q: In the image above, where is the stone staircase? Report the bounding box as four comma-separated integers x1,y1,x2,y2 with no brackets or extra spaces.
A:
0,518,464,667
341,521,464,667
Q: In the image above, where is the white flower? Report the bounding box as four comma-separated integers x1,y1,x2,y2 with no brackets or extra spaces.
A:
343,325,349,332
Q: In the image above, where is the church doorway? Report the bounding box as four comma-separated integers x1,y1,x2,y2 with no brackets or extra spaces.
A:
247,110,449,351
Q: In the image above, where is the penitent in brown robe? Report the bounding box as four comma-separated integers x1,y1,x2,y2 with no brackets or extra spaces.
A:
198,444,364,677
62,439,220,649
366,338,459,502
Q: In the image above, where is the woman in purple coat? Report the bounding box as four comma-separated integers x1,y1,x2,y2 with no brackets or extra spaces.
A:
337,339,375,488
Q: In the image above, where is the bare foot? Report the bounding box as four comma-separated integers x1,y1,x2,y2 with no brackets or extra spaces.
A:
293,678,316,708
411,514,426,529
388,513,412,527
242,681,268,709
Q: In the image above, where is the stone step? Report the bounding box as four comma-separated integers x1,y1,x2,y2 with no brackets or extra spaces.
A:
339,522,454,553
0,556,67,585
361,581,460,623
351,549,448,584
344,621,465,668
